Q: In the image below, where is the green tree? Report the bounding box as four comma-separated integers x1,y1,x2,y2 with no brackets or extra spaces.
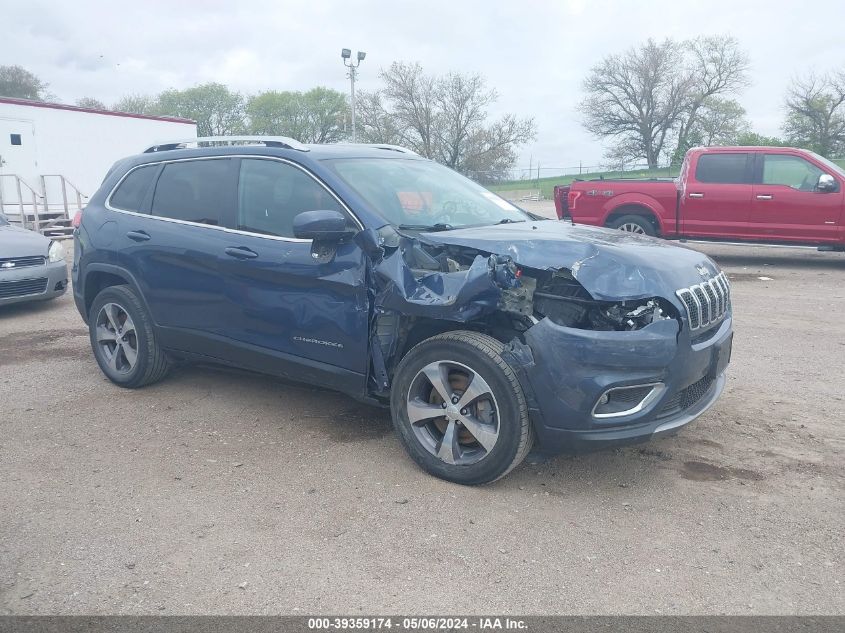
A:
735,131,787,147
246,87,348,143
75,97,107,110
671,97,750,162
783,71,845,157
112,94,160,115
156,83,245,136
0,65,49,100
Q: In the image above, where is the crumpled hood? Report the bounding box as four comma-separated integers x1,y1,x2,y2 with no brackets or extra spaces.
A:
421,220,718,301
0,224,50,259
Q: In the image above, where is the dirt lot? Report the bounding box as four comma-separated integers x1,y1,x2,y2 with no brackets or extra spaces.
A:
0,236,843,615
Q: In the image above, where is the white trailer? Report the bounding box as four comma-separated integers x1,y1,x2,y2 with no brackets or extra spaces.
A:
0,97,196,237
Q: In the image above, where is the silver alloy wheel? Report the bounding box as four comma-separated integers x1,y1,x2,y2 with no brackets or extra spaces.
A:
406,360,500,465
95,302,138,374
618,222,646,234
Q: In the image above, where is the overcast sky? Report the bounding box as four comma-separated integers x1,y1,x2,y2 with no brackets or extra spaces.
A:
3,0,843,172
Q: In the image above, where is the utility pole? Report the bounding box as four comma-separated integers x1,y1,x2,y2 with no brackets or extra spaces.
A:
341,48,366,143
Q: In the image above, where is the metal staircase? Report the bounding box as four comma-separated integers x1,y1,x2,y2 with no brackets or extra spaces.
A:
0,174,85,239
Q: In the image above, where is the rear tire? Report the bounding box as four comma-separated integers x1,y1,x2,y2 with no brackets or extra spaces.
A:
88,285,170,388
608,214,657,236
390,331,533,485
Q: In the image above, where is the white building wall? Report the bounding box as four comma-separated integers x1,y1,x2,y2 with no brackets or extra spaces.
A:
0,101,196,205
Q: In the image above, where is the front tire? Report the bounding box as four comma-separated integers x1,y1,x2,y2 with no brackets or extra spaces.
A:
88,285,170,388
608,214,657,236
390,331,533,485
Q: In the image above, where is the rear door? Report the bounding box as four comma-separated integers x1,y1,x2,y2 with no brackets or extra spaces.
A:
680,152,755,239
216,157,370,387
112,158,239,346
750,152,843,243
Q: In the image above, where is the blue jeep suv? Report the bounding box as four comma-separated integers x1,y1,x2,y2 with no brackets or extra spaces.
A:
73,137,733,484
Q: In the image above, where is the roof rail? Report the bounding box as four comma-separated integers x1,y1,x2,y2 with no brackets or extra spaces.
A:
143,136,309,153
367,144,418,155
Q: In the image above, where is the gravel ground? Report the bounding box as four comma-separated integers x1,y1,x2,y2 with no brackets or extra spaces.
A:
0,234,843,615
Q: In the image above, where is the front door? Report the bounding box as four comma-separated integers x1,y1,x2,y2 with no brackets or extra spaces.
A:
217,157,370,385
0,119,38,216
750,153,844,243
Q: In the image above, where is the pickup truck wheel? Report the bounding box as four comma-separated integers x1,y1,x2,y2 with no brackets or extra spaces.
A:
88,285,171,388
390,331,533,485
608,214,656,236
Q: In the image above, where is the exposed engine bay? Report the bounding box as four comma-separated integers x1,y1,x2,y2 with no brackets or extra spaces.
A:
372,227,677,333
360,225,681,396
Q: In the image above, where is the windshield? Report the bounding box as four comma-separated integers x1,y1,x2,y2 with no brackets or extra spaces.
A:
325,158,530,230
809,151,845,179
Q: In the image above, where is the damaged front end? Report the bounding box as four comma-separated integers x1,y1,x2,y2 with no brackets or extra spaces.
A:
359,224,683,398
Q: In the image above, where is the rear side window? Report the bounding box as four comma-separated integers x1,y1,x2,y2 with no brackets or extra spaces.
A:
237,158,343,238
151,159,233,225
110,165,158,212
695,153,751,184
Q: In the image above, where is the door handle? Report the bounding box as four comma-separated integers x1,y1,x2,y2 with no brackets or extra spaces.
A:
126,230,150,242
224,246,258,260
756,194,773,200
689,193,704,199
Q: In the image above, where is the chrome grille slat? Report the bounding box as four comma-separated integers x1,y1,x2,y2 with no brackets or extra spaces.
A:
0,255,46,269
675,272,731,331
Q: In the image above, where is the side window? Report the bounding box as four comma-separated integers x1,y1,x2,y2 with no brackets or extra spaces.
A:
237,159,343,238
110,165,158,212
151,159,232,225
762,154,823,191
695,153,751,184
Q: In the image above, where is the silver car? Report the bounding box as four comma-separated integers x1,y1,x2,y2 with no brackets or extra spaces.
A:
0,212,68,306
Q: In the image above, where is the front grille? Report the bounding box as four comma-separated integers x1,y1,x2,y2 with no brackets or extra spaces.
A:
0,255,46,269
657,375,714,419
676,272,731,331
0,277,48,299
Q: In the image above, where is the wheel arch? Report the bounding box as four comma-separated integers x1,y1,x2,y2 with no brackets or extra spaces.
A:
81,264,151,323
603,199,665,235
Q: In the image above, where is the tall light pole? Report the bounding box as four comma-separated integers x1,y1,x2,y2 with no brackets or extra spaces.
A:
341,48,366,142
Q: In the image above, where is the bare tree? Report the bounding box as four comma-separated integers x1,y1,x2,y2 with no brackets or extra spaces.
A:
379,62,439,157
359,62,535,176
579,39,691,168
357,91,404,145
673,36,750,158
783,71,845,157
685,97,749,148
579,36,749,168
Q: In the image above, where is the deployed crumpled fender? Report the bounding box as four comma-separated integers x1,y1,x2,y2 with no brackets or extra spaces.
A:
367,233,521,323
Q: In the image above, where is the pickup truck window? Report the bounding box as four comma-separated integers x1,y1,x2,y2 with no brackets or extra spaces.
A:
762,154,823,191
695,153,751,184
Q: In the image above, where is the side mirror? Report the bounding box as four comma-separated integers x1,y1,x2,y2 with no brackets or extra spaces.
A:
817,174,837,192
293,210,355,241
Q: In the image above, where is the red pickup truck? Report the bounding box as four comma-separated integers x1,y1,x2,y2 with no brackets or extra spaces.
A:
554,146,845,250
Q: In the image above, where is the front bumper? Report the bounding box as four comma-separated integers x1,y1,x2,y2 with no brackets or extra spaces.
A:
0,260,68,306
506,313,733,455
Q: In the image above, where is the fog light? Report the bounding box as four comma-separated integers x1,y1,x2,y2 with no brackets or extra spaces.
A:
592,383,665,419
